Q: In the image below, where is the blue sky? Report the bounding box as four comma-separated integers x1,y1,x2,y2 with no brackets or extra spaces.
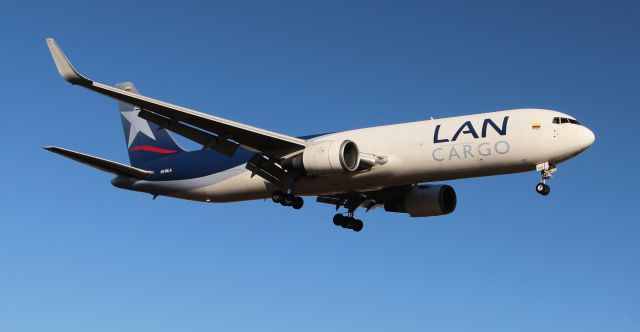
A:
1,0,639,331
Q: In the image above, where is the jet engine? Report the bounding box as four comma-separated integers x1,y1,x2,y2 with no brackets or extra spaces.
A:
285,140,360,176
384,185,457,217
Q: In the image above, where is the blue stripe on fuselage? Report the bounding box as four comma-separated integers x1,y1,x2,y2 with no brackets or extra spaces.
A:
140,148,254,181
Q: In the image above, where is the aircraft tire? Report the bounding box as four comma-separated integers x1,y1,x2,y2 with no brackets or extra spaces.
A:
536,183,550,196
352,219,363,232
292,197,304,209
272,191,283,203
282,194,294,205
343,217,355,229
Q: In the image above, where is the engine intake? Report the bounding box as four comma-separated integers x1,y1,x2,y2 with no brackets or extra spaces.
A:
286,140,360,175
384,185,457,217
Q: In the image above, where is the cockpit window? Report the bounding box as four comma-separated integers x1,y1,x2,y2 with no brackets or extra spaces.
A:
553,117,581,125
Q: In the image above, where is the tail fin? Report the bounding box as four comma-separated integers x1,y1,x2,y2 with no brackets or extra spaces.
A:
116,82,186,167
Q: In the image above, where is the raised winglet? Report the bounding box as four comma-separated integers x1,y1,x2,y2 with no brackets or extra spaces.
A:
44,39,307,156
45,38,91,85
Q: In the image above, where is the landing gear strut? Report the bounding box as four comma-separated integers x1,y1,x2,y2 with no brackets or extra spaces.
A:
272,190,304,209
535,162,556,196
333,213,364,232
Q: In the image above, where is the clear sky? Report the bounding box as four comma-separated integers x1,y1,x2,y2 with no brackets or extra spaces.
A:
1,0,639,331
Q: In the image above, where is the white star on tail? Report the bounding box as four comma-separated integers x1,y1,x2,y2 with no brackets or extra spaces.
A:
121,107,155,147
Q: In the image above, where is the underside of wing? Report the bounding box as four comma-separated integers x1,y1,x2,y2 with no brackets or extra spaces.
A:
316,185,412,212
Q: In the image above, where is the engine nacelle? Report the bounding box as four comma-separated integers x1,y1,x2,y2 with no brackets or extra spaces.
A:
288,140,360,175
384,185,457,217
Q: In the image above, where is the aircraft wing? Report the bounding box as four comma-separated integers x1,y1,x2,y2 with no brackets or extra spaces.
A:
45,38,307,157
44,146,154,179
316,185,412,212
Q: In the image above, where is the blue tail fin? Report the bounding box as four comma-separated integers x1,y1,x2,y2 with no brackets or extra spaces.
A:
116,82,186,167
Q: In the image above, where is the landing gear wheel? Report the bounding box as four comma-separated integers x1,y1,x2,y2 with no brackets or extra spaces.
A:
535,183,550,196
291,196,304,210
343,217,355,229
352,219,364,232
332,214,364,232
271,191,284,204
281,194,294,206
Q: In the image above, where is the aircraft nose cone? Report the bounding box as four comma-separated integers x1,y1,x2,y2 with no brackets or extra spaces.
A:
578,126,595,150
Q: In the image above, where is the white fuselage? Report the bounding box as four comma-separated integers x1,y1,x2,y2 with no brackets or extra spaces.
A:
127,108,595,202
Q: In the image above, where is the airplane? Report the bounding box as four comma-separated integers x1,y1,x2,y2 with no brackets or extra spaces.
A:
44,38,595,232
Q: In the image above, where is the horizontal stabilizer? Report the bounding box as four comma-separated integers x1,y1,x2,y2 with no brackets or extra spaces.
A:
44,146,154,179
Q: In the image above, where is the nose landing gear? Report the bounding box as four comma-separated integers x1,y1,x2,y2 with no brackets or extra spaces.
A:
535,162,556,196
535,182,551,195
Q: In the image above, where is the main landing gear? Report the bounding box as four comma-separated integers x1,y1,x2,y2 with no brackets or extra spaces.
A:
535,162,556,196
329,194,369,232
272,190,304,209
333,213,364,232
273,190,367,232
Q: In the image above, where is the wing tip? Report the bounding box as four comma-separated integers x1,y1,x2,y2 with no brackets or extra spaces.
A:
45,38,90,85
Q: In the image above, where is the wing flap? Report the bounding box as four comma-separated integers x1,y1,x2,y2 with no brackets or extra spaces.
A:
44,146,154,179
45,38,307,156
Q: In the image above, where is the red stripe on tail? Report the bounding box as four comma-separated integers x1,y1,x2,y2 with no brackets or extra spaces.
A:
130,145,177,154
